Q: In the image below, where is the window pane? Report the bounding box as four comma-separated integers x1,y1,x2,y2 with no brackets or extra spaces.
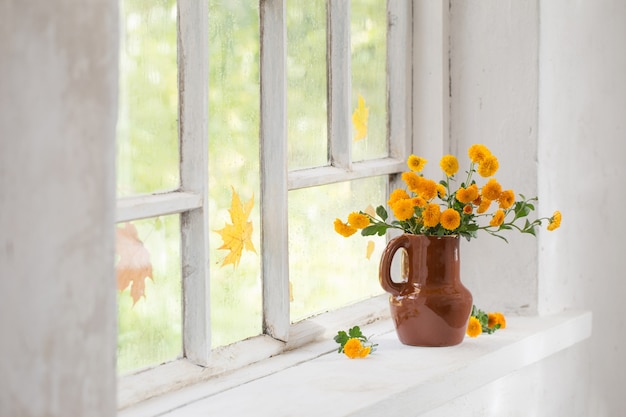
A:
208,0,263,348
117,0,179,197
287,0,328,170
289,177,387,322
351,0,387,162
116,215,182,374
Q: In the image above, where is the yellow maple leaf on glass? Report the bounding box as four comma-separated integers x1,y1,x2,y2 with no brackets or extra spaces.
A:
215,187,257,268
352,94,369,142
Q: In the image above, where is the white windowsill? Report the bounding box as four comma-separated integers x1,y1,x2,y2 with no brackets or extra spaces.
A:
120,309,592,417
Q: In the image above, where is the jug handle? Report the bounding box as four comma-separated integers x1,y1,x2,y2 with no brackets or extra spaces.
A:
379,234,410,296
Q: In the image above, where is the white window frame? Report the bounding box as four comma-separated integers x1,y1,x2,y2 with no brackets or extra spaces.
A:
117,0,449,409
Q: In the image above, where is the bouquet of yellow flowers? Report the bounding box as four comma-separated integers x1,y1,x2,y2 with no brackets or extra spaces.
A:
334,144,561,242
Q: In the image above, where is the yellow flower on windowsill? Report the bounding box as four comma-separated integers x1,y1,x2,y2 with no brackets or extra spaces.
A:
334,144,562,242
466,316,483,338
468,305,506,337
488,312,507,330
334,326,377,359
343,338,372,359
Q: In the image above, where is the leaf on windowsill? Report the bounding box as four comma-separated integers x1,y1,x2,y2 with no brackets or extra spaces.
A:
352,94,369,142
215,187,257,268
116,222,153,305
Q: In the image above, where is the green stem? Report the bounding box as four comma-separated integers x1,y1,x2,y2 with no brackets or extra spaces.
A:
465,162,476,187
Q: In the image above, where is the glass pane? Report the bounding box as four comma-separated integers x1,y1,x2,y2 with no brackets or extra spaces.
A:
351,0,387,162
116,215,182,374
287,0,328,170
117,0,179,197
208,0,263,348
289,177,387,322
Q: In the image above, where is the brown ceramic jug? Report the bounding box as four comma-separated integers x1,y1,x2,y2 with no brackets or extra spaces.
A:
379,234,473,346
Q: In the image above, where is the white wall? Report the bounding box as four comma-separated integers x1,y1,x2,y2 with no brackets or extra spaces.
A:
538,1,626,415
450,0,540,316
439,0,625,416
0,1,118,416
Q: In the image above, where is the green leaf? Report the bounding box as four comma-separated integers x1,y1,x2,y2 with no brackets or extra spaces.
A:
334,330,348,345
376,205,388,221
348,326,363,339
524,227,537,236
361,225,380,236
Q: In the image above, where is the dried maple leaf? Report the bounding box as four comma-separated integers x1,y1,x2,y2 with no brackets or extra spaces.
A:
364,204,376,218
352,94,369,142
215,187,257,268
116,222,153,305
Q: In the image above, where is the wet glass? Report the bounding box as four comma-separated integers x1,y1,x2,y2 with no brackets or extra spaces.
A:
208,0,263,348
351,0,387,162
287,0,328,171
117,0,179,197
288,177,387,322
116,215,182,374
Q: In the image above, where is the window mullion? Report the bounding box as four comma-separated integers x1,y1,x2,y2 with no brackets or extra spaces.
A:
387,0,413,220
260,0,290,342
178,0,211,366
288,158,406,190
327,0,352,170
116,192,202,223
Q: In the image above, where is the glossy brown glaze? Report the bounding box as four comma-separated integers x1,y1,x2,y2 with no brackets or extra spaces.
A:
379,234,473,347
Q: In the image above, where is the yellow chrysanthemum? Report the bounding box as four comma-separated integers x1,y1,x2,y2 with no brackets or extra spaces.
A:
440,208,461,231
358,346,371,358
436,184,447,198
402,171,422,193
407,155,427,172
489,209,505,227
468,144,491,164
411,196,427,208
391,199,415,221
547,210,562,231
463,204,473,214
343,338,371,359
422,203,441,228
498,190,515,209
488,312,507,329
477,198,492,214
334,219,357,237
456,184,479,204
440,155,459,177
466,316,482,338
477,154,499,177
348,212,370,229
482,178,502,201
417,178,438,201
388,189,410,206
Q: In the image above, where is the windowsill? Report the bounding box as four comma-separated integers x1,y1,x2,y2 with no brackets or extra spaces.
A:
120,309,592,417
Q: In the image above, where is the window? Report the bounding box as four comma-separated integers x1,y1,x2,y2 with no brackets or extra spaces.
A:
115,0,412,382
